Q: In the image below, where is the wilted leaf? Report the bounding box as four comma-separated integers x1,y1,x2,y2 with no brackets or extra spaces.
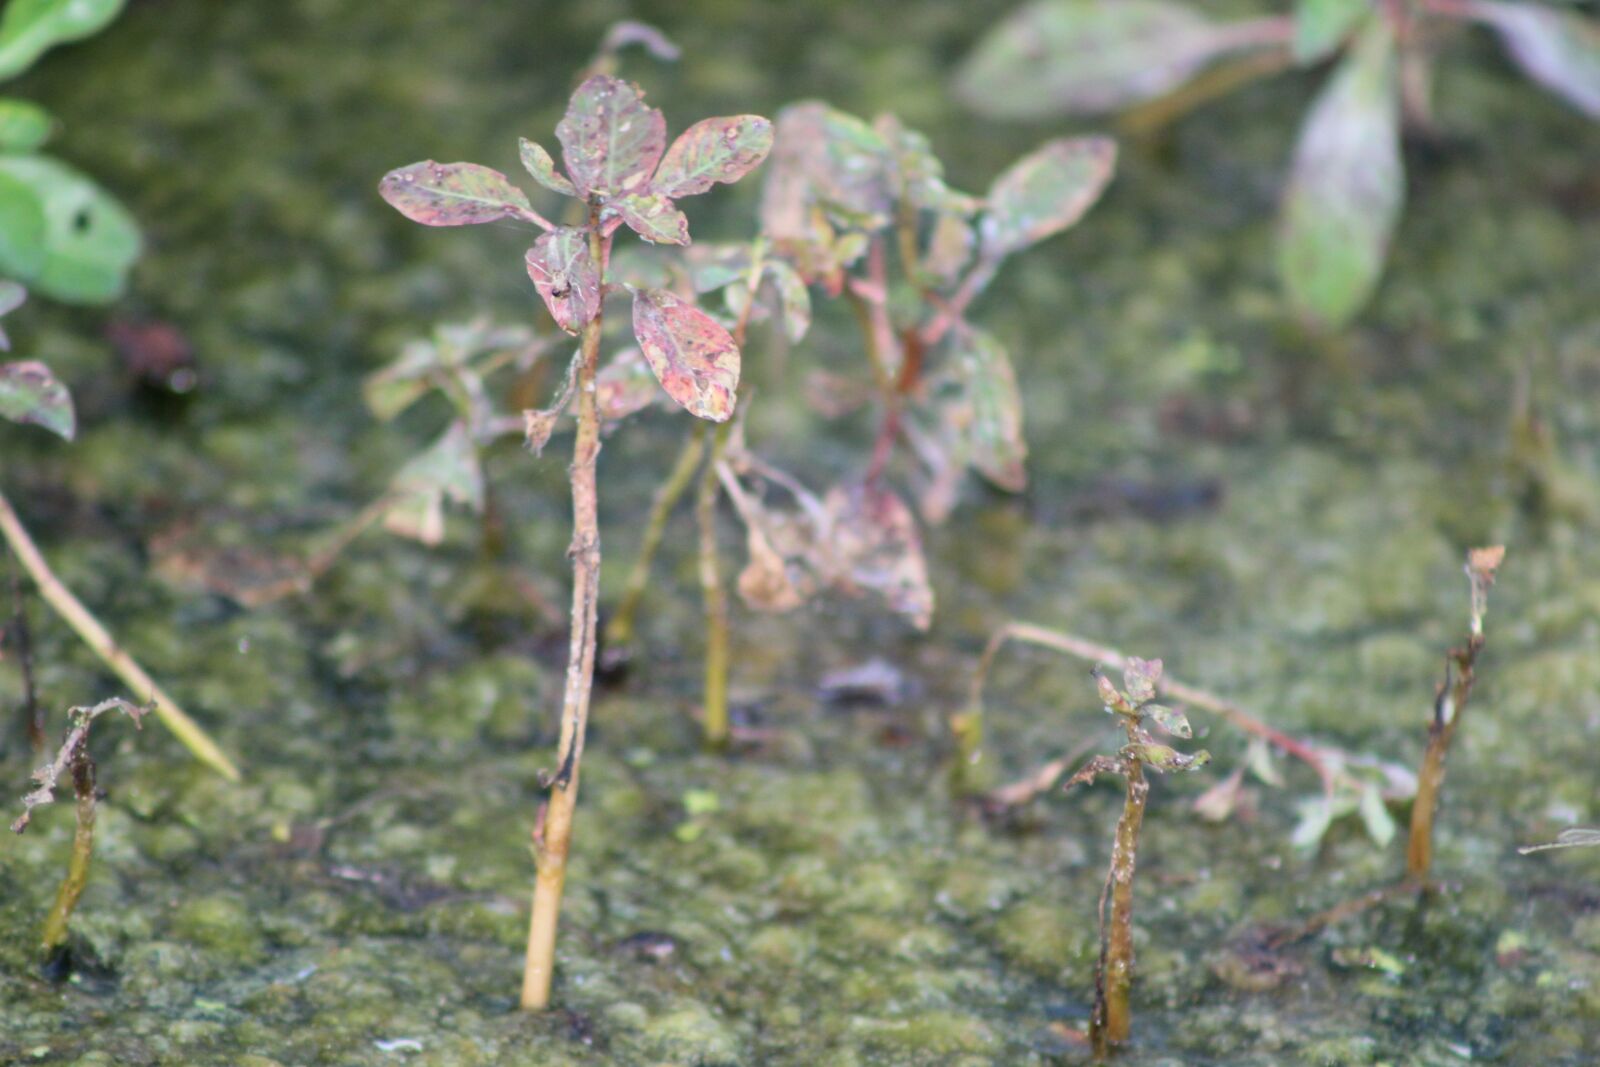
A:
950,327,1026,491
654,115,774,199
1143,703,1192,739
822,483,934,629
0,156,139,304
1278,20,1403,328
526,227,602,333
764,259,812,343
595,347,660,424
556,75,666,200
760,102,891,243
0,359,74,439
981,137,1117,259
955,0,1249,120
607,191,688,245
1468,1,1600,119
631,287,739,421
518,138,578,197
1193,765,1246,822
379,161,534,227
0,0,125,81
522,354,578,457
1358,781,1395,847
0,97,51,151
0,278,24,351
383,422,484,545
1293,0,1369,65
1122,656,1163,704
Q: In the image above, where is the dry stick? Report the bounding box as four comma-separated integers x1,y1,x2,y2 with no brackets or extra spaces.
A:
522,208,607,1012
0,489,240,781
967,622,1332,791
1405,635,1484,883
604,423,706,652
1093,761,1147,1058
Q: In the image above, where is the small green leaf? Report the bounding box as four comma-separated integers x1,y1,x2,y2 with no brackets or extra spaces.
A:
921,212,973,285
555,75,666,200
1468,1,1600,119
0,97,51,151
1245,736,1285,787
1293,0,1369,65
0,0,126,81
518,138,578,197
631,287,739,422
955,0,1241,120
379,161,534,227
951,327,1026,492
0,170,47,283
1143,703,1191,739
1278,20,1403,328
1357,781,1396,848
0,359,74,439
525,228,602,334
0,156,139,304
363,338,442,422
382,422,483,546
764,259,811,343
981,136,1117,259
682,788,721,816
607,191,689,245
653,114,774,199
1125,741,1209,773
1122,657,1162,704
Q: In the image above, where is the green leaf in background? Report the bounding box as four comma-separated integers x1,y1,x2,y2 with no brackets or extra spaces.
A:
517,138,578,198
1277,20,1402,329
0,96,50,150
1467,1,1600,119
0,278,24,350
981,136,1117,259
760,102,892,242
652,114,773,200
954,0,1243,120
1293,0,1369,66
0,0,125,81
0,155,139,304
382,421,484,546
0,168,47,282
0,358,75,439
951,327,1027,492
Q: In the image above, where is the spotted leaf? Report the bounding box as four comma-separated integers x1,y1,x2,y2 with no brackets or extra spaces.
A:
518,138,578,197
525,228,602,334
0,358,74,439
982,137,1117,258
631,287,739,422
951,327,1026,492
654,115,774,199
607,191,689,245
555,75,666,200
379,161,534,227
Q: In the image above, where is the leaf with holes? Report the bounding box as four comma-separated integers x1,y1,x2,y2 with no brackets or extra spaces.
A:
955,0,1252,120
382,422,483,545
982,137,1116,259
556,75,666,200
526,228,602,334
631,287,739,422
607,192,688,245
1468,1,1600,119
0,359,74,439
0,0,126,81
654,115,774,199
1278,20,1402,328
951,327,1026,492
0,156,139,304
379,161,533,227
518,138,578,197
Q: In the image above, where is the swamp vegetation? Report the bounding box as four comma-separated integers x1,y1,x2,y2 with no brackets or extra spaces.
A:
2,1,1600,1064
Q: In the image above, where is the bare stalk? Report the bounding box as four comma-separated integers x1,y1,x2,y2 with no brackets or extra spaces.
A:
522,210,607,1011
1093,761,1147,1057
697,421,732,749
0,489,240,781
40,752,95,957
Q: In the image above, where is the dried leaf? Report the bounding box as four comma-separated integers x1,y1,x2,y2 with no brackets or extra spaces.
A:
654,115,774,199
1192,765,1246,822
518,138,578,197
594,20,681,64
555,75,666,200
1066,754,1130,789
631,287,739,421
982,137,1117,259
1122,657,1163,704
955,0,1246,120
607,191,689,245
525,228,602,334
1143,703,1191,739
1293,0,1369,65
822,483,934,629
1278,21,1403,328
595,347,661,424
379,161,534,227
382,422,484,546
0,359,74,439
951,327,1026,492
1468,1,1600,119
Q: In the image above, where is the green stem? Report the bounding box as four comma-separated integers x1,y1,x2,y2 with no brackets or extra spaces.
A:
697,422,732,749
40,752,95,957
604,423,707,652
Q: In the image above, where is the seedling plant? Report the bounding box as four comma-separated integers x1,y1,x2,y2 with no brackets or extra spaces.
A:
957,0,1600,328
379,71,772,1010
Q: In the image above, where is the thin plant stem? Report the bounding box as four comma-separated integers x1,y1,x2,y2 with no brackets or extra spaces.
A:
697,422,732,749
522,208,607,1011
603,423,706,652
40,752,95,957
1092,760,1147,1058
966,621,1331,791
7,554,42,754
1117,47,1293,139
1405,635,1483,883
0,489,240,781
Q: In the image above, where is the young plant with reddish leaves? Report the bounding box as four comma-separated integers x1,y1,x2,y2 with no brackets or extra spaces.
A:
379,73,771,1011
958,0,1600,328
1065,657,1209,1058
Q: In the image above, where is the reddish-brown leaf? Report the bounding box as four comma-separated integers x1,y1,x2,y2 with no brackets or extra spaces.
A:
525,228,602,334
630,287,739,422
555,75,666,200
654,115,774,199
379,161,533,226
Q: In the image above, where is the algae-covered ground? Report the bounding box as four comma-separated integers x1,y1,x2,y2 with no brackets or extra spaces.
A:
3,1,1599,1064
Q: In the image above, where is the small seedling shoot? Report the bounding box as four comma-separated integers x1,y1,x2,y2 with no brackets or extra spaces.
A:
0,285,238,778
1065,657,1209,1058
11,696,149,974
1406,544,1505,883
379,72,772,1009
957,0,1600,328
